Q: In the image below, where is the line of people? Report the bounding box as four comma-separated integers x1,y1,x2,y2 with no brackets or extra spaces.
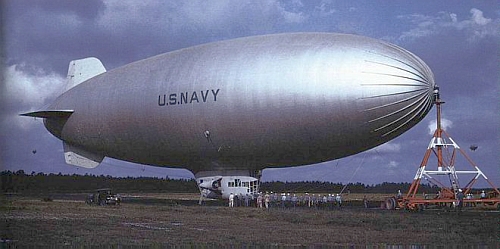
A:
228,192,343,209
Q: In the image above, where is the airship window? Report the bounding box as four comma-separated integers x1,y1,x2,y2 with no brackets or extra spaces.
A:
235,179,241,187
250,180,259,193
228,182,235,187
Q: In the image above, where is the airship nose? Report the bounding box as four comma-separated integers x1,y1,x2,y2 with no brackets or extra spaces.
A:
358,48,435,138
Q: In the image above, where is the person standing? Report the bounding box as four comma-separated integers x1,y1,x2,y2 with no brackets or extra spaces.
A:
456,189,465,212
233,194,239,207
264,192,270,209
244,194,250,207
257,193,263,208
335,194,342,208
327,194,334,209
238,193,244,207
292,194,298,208
229,193,234,207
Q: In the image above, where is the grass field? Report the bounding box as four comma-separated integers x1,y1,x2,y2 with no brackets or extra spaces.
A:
1,193,499,247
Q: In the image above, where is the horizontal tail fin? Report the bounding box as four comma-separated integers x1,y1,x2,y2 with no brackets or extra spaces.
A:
66,57,106,91
20,110,74,119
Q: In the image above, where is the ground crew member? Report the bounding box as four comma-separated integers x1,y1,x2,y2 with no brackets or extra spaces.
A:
238,193,244,207
335,194,342,208
244,194,250,207
292,194,298,208
456,189,465,212
264,192,270,209
229,193,234,207
233,194,239,207
257,193,263,208
327,194,334,209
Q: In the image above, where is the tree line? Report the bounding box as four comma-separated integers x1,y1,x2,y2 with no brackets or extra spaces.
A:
1,170,197,193
2,170,441,194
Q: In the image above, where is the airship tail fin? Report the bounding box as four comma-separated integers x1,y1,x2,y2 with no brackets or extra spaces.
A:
63,142,104,168
20,110,104,168
65,57,106,91
20,110,74,119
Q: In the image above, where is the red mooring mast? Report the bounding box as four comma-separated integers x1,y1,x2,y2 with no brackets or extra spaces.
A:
385,86,500,211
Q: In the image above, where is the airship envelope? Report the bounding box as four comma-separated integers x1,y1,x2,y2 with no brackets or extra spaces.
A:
22,33,435,199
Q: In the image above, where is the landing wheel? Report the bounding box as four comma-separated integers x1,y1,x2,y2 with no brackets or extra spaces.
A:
385,197,396,210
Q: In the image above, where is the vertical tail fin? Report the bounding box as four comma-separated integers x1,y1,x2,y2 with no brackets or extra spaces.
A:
65,57,106,91
63,142,104,168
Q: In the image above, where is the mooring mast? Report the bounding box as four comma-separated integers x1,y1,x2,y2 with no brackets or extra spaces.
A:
386,86,500,210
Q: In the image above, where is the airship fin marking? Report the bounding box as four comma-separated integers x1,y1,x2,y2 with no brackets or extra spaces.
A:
20,110,74,119
65,57,106,91
63,142,103,168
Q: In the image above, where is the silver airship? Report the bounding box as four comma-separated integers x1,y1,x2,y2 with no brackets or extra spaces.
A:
22,33,435,199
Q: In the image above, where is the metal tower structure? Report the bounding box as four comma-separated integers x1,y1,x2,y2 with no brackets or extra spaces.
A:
392,86,500,210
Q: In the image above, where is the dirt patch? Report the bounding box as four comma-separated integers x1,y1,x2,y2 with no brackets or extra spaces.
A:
1,194,498,247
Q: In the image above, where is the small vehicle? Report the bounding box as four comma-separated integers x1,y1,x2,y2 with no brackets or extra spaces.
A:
85,188,121,205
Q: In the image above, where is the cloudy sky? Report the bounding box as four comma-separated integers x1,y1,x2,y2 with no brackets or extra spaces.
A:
1,1,499,187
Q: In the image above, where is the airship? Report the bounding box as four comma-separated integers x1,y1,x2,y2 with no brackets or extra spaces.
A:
22,33,435,200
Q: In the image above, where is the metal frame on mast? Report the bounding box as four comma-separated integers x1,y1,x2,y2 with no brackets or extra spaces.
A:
396,86,500,210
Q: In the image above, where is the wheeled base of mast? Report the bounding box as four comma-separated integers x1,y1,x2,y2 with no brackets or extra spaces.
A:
386,86,500,211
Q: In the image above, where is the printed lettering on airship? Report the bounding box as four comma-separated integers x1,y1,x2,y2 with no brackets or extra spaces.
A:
158,89,220,106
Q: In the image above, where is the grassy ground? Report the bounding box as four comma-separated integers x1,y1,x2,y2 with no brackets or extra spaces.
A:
1,193,498,247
